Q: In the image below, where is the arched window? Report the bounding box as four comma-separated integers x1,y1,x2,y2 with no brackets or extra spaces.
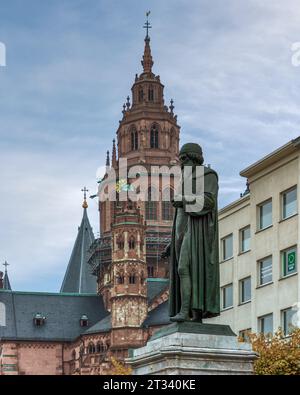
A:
116,273,125,285
141,271,145,285
162,188,174,220
138,87,144,102
148,86,154,101
130,127,138,151
150,124,159,148
88,343,96,354
0,302,6,327
129,273,136,284
129,236,135,249
72,350,76,360
145,187,158,220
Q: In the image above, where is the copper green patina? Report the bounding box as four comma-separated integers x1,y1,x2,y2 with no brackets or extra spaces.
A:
162,143,220,323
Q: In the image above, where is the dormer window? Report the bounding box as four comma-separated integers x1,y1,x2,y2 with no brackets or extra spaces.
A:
34,313,46,326
80,314,89,327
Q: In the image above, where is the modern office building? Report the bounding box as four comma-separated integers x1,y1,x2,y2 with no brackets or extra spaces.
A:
208,137,300,339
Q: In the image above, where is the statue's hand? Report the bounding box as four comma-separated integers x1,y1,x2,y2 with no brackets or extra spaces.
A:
172,194,184,208
161,243,171,259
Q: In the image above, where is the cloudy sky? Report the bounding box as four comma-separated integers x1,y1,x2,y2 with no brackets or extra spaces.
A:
1,0,300,292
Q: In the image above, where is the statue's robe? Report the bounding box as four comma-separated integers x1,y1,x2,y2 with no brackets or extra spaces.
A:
169,166,220,318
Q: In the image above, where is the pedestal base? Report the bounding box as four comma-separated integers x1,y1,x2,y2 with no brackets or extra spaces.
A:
128,323,258,375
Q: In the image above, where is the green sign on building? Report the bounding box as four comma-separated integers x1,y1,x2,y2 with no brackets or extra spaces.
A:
287,251,296,273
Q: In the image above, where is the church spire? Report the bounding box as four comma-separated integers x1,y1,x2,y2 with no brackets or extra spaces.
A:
2,261,11,290
141,11,153,73
60,193,96,294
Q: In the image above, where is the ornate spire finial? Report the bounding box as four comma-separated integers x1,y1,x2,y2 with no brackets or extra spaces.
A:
81,187,89,209
112,139,117,168
126,96,130,110
141,11,153,73
169,99,174,114
106,150,110,167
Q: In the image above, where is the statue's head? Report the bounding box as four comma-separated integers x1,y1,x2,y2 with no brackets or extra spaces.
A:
179,143,204,168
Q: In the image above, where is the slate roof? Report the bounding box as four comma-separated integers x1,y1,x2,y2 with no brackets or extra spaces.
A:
84,314,112,334
143,301,171,327
147,278,169,303
0,279,170,341
60,207,97,294
0,290,108,342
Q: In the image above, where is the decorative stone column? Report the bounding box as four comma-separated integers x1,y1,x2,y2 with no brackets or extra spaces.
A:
127,322,258,375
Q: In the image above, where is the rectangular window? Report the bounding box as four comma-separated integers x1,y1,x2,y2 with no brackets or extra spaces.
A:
240,226,250,253
222,234,233,261
239,277,251,303
258,200,272,230
281,246,297,277
258,313,273,335
222,284,233,309
282,308,295,336
239,328,251,342
258,256,272,286
282,187,297,220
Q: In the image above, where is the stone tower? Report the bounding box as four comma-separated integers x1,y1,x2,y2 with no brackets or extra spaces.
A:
89,21,181,311
110,200,147,351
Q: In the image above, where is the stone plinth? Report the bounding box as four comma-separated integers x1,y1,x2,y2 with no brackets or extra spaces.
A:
127,322,258,375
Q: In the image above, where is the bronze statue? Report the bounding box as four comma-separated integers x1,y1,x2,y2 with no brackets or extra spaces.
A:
162,143,220,322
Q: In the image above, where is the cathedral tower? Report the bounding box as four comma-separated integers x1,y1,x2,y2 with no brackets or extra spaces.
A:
109,200,147,350
90,16,180,307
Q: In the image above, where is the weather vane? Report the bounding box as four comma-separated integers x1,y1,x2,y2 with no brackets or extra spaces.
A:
143,11,152,39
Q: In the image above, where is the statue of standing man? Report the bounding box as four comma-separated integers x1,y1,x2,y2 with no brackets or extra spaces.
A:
162,143,220,322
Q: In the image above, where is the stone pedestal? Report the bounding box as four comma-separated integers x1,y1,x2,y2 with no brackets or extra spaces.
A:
128,322,258,375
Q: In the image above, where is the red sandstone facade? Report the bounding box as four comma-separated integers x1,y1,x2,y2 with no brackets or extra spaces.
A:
0,31,178,375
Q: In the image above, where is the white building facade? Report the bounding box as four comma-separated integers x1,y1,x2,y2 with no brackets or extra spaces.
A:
207,137,300,338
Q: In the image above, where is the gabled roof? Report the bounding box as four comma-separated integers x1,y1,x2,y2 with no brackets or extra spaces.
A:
0,290,107,341
60,207,97,294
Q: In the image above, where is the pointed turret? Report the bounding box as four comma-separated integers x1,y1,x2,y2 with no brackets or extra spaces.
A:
141,11,153,74
141,36,153,74
60,190,96,294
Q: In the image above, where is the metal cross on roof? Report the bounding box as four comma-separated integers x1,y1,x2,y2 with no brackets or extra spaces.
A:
143,11,152,39
81,187,89,201
3,261,9,272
